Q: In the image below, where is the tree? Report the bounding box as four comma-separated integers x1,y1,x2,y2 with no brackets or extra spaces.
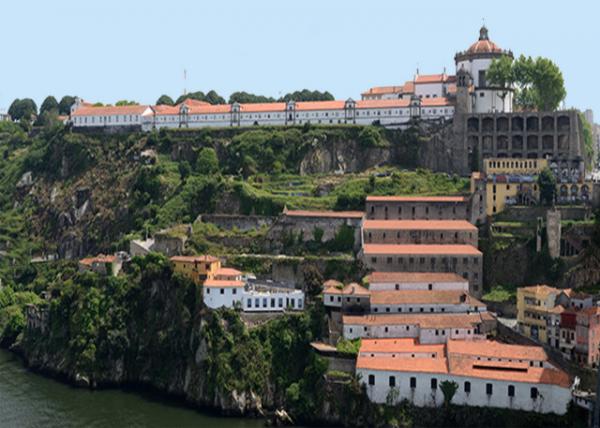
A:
196,147,219,175
302,265,324,298
58,96,76,115
440,380,458,406
115,100,139,106
156,95,175,106
8,98,37,121
176,90,226,105
538,167,557,206
40,96,59,115
228,91,275,104
278,89,334,102
178,161,191,182
487,55,566,111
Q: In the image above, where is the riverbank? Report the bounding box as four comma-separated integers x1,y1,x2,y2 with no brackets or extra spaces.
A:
0,349,267,428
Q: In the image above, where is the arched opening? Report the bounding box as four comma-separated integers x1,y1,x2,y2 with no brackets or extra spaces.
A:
527,135,538,150
542,135,554,151
467,117,479,132
497,135,509,150
558,116,570,132
497,117,509,132
526,116,539,132
542,116,555,132
482,117,494,133
512,135,523,150
511,116,524,131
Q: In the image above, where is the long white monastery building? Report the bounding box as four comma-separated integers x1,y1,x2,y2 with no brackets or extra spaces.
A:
357,338,572,414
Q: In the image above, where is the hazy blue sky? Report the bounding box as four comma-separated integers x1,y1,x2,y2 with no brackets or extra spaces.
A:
1,0,598,118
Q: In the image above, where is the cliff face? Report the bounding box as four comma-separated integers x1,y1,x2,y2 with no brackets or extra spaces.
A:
17,255,322,416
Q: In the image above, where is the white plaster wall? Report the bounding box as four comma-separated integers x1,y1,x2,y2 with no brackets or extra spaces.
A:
358,368,571,414
242,290,304,312
203,286,243,309
369,281,468,292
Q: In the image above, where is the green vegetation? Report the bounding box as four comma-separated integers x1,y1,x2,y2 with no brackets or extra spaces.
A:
580,112,595,169
482,284,517,303
336,338,361,356
487,54,566,111
538,167,556,205
155,95,175,106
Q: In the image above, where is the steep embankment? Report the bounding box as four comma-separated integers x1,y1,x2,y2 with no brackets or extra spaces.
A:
15,254,324,416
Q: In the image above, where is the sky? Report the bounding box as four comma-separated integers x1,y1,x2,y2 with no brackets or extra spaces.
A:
1,0,598,119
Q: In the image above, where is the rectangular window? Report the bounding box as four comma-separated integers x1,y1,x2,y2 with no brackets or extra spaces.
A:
508,385,515,397
232,288,237,295
206,288,210,294
530,387,538,399
368,374,375,385
486,383,493,395
220,288,224,294
431,378,437,389
410,377,416,388
464,381,471,393
389,376,395,387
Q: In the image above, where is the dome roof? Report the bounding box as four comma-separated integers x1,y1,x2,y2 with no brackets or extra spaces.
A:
466,26,503,55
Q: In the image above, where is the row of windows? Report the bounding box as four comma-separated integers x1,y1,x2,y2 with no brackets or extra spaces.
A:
348,326,474,335
367,375,539,398
487,160,541,170
371,256,479,266
246,296,302,309
370,206,461,215
366,231,472,240
372,306,479,314
74,115,139,124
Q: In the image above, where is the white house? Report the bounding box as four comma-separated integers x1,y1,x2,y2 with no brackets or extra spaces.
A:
70,98,151,128
342,312,495,343
242,284,304,312
367,272,469,292
202,278,245,309
356,338,572,415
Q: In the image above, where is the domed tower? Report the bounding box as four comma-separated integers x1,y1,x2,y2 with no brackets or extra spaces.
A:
454,26,513,113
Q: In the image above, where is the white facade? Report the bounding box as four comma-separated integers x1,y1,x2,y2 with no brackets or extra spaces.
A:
370,300,486,315
357,367,571,414
242,288,304,312
71,98,454,131
203,284,244,309
203,283,304,312
369,279,468,292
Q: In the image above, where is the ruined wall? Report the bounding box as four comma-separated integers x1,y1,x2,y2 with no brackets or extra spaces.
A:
198,214,275,232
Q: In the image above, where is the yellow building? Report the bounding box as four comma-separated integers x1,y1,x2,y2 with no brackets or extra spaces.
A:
516,284,567,344
170,255,221,285
471,158,548,216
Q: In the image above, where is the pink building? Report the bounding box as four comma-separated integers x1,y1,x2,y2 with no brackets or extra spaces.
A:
575,307,600,367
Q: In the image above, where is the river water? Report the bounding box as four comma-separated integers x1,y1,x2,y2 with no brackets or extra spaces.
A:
0,349,265,428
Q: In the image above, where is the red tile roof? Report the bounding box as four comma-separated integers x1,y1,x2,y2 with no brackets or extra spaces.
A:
295,101,346,111
284,210,364,219
361,86,405,96
170,255,220,263
72,105,148,117
343,312,491,329
369,290,485,307
324,282,370,296
446,339,548,361
362,244,482,256
239,102,286,112
359,338,444,355
414,74,451,84
79,254,117,266
421,97,454,107
356,338,571,388
203,279,245,288
215,267,242,277
363,219,477,231
366,195,467,203
367,272,467,284
356,99,410,109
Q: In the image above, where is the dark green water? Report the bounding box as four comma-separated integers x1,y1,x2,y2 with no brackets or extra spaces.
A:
0,349,265,428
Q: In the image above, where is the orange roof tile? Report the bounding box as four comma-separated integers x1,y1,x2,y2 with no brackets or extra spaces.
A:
370,290,485,307
215,267,242,277
203,279,245,288
362,244,482,256
295,100,346,111
150,104,179,115
323,279,343,288
361,86,405,96
356,99,410,109
368,272,467,284
446,339,548,361
403,81,415,93
326,283,370,296
363,220,476,231
519,284,562,297
284,210,364,219
414,74,451,84
366,195,467,203
170,255,220,263
239,102,286,112
79,254,117,266
359,338,444,355
343,312,490,329
421,97,454,107
72,105,148,117
356,354,448,374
